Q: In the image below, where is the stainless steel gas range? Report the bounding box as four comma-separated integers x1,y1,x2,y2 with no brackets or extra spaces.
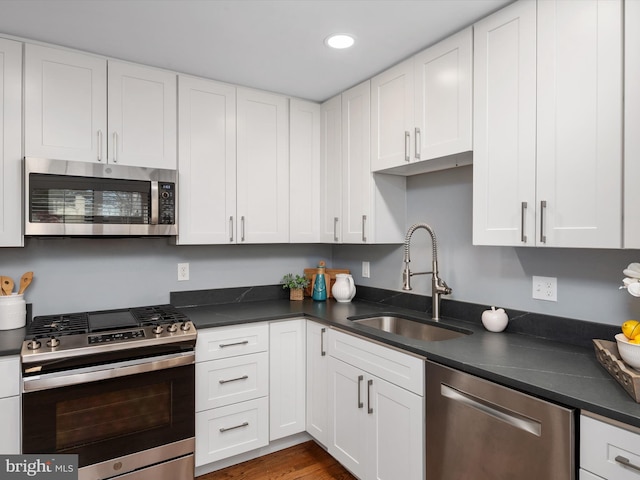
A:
20,305,197,480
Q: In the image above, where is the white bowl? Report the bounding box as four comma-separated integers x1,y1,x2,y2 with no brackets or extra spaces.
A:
615,333,640,370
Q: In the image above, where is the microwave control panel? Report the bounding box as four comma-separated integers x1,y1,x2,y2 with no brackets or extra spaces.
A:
159,182,176,224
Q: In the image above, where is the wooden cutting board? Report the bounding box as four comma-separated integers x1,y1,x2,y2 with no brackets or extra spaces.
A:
304,268,350,298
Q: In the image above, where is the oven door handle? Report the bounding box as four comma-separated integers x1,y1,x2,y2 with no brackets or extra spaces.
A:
22,351,194,393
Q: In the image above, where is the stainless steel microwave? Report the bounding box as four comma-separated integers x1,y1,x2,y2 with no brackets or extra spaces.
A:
24,157,177,236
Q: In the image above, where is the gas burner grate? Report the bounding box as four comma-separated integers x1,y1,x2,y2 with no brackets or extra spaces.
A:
131,304,189,326
27,313,89,338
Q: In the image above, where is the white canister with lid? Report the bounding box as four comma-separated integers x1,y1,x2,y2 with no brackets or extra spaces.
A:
0,293,26,330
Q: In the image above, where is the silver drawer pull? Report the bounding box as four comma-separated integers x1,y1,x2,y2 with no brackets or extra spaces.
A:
219,421,249,433
320,327,326,356
219,375,249,384
357,375,364,409
367,379,373,414
219,340,249,348
615,455,640,473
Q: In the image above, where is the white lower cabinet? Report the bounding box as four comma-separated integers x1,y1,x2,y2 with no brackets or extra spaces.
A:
195,323,270,466
580,412,640,480
269,319,306,441
306,320,329,446
327,329,425,480
0,356,20,453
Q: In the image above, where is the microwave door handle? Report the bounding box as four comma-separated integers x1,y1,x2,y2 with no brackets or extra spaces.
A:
150,181,159,225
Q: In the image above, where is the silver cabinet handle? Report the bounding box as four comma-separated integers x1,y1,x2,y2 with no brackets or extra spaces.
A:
615,455,640,473
414,127,421,160
219,421,249,433
404,131,410,162
229,216,234,242
219,375,249,384
357,375,364,408
367,379,373,414
362,215,367,242
441,384,541,436
219,340,249,348
320,327,326,356
112,132,118,163
540,200,547,244
333,217,339,242
241,216,246,242
97,130,103,162
521,202,527,243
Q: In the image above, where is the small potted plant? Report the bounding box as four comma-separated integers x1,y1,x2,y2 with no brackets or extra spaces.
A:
281,273,310,301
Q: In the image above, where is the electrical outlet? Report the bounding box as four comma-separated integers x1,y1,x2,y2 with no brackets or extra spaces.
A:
177,263,189,281
532,276,557,301
362,261,370,278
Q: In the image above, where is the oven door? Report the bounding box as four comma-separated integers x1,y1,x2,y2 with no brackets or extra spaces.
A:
22,353,194,470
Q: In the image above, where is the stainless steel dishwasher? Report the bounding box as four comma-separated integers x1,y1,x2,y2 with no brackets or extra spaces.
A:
426,361,575,480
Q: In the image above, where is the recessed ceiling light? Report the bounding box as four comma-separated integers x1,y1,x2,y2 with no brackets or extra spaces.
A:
325,33,355,49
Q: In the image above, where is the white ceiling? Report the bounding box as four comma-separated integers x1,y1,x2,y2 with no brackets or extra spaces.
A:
0,0,513,102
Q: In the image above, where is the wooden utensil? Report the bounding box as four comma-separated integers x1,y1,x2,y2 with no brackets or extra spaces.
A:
18,271,33,295
1,276,14,296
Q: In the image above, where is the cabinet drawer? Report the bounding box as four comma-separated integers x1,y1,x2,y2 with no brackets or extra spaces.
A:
195,396,269,466
0,356,19,398
196,352,268,411
196,323,268,361
0,396,20,454
581,412,640,480
328,329,424,395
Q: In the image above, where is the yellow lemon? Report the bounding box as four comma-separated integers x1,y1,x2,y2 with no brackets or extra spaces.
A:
622,320,640,339
630,337,640,345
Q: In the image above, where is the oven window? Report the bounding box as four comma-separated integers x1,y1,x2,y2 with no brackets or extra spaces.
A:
56,382,171,450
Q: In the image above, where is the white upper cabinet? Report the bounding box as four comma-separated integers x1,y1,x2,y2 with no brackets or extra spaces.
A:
624,0,640,248
320,94,343,243
474,0,623,248
25,44,177,169
236,88,289,243
107,61,177,169
473,0,537,246
371,27,472,176
177,75,236,245
289,99,321,243
0,38,22,247
25,43,107,163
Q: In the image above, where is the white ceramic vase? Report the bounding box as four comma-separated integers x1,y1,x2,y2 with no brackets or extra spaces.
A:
332,274,356,303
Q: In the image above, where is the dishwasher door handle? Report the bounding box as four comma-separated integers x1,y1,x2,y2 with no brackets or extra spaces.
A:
441,383,542,436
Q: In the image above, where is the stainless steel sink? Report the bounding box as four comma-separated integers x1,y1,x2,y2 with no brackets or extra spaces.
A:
350,315,470,342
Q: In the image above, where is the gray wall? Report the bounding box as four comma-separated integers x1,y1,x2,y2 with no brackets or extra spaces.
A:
0,239,331,316
333,165,640,326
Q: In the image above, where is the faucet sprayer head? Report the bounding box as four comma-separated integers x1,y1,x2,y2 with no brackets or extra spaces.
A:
402,264,412,290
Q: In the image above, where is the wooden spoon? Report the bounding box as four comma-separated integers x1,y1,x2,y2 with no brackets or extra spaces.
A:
1,276,14,296
18,271,33,295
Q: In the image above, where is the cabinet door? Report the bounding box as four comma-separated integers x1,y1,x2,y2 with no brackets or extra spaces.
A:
306,321,329,446
624,0,640,248
0,38,23,247
472,0,537,246
24,43,107,163
414,27,472,161
290,99,321,243
236,88,289,243
108,61,177,169
177,76,236,245
370,58,414,172
341,81,371,244
320,95,342,243
269,319,306,441
0,396,20,454
368,376,424,480
579,470,605,480
536,0,622,248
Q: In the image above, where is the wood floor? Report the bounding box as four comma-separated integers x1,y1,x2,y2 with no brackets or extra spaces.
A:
196,441,357,480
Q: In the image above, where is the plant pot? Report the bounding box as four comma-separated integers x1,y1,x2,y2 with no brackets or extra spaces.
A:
290,288,304,301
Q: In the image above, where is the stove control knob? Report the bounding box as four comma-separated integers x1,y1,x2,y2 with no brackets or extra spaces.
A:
152,325,164,335
180,322,191,332
27,340,41,351
167,323,178,333
47,337,60,348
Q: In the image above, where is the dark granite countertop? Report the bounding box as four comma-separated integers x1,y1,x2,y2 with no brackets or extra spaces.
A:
176,295,640,430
